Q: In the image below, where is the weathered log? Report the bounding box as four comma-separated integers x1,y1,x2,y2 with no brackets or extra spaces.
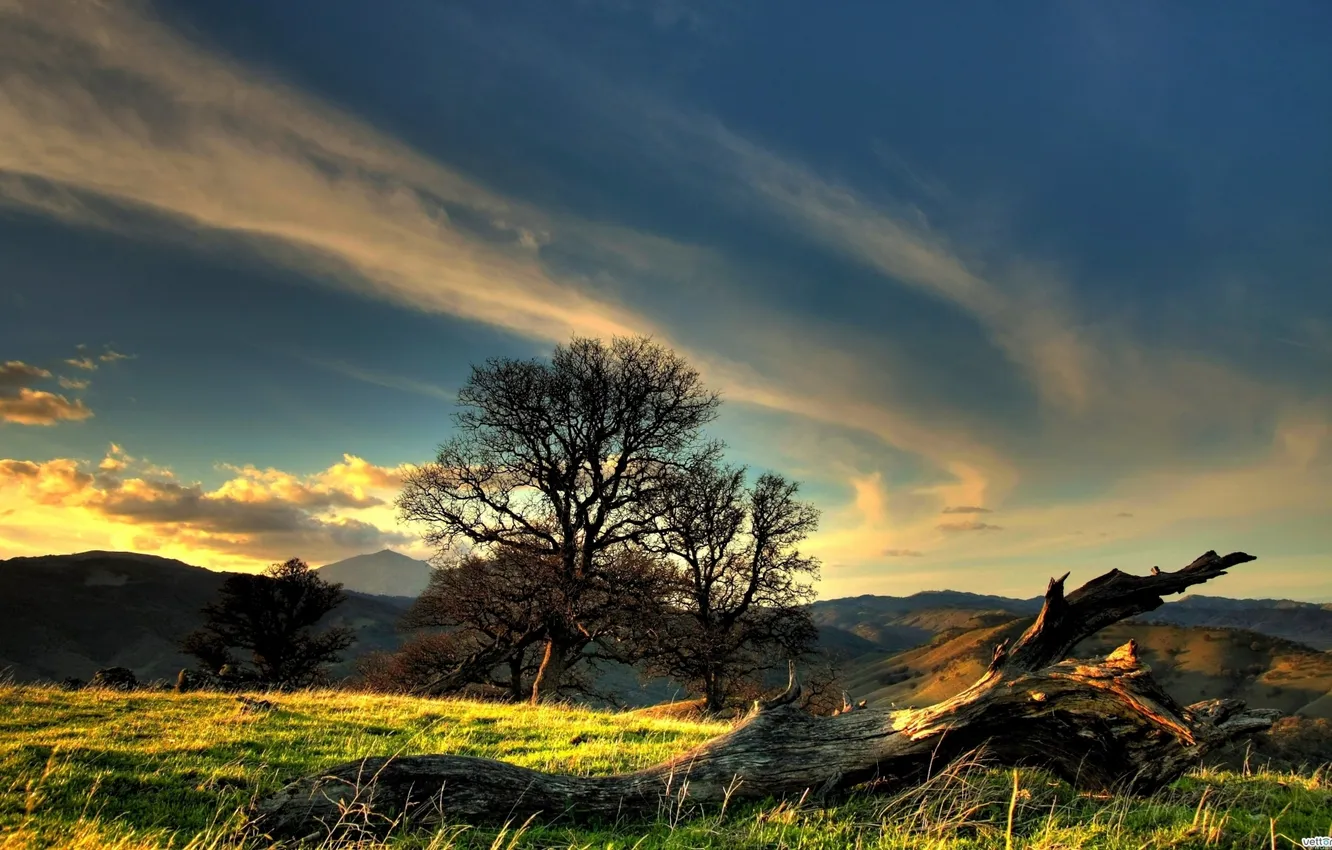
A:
248,550,1279,842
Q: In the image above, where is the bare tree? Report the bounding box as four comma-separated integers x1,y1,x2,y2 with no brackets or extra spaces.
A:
637,454,821,712
182,558,354,689
396,335,721,702
389,547,554,700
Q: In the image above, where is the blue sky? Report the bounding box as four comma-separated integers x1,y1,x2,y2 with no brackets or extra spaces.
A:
1,0,1329,600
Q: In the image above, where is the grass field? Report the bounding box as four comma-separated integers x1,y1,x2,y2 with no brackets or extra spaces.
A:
2,684,1330,849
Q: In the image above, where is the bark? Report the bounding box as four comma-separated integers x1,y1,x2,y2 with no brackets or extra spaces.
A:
530,637,578,704
249,550,1279,843
507,654,525,702
703,668,725,715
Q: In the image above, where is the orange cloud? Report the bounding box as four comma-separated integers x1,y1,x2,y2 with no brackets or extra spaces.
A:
0,458,96,505
0,450,418,568
0,360,52,386
0,387,93,426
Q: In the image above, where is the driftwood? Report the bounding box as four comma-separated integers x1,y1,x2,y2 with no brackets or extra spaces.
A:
248,551,1280,842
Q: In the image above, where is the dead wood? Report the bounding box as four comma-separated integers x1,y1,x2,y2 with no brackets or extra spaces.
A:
248,550,1279,842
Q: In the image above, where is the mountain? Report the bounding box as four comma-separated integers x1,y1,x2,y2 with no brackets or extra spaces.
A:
1134,594,1332,650
315,549,434,599
810,589,1332,653
839,617,1332,720
0,551,412,683
808,591,1042,651
5,550,1329,717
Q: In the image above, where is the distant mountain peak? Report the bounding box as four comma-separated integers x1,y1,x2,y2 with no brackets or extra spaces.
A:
315,550,433,598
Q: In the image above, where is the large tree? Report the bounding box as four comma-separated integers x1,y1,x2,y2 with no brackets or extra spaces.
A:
181,557,354,689
396,335,721,702
638,453,822,713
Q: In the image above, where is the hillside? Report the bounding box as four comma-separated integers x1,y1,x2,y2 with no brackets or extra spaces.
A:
1138,594,1332,650
808,591,1041,651
315,549,434,599
842,617,1332,720
0,551,412,683
3,684,1330,849
5,550,1329,716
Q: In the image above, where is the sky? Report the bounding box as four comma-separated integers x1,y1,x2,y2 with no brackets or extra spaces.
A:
1,0,1329,601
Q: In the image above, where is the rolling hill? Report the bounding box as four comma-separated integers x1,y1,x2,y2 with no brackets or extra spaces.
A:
810,589,1332,652
808,591,1042,651
1135,593,1332,650
0,551,412,683
840,617,1332,720
4,550,1329,718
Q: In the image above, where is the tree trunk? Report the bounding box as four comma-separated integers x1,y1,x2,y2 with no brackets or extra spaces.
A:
530,637,572,704
249,551,1280,843
704,669,725,715
507,653,525,702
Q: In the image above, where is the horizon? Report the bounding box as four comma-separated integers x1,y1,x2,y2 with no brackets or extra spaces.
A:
8,547,1330,607
1,1,1330,602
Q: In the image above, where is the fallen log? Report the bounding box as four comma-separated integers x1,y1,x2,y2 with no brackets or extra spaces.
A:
248,550,1280,842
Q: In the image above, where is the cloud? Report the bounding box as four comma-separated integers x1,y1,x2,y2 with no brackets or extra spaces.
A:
1,355,94,425
0,388,93,425
4,0,1329,594
0,450,415,565
0,0,653,348
937,520,1004,533
298,356,454,401
98,443,131,472
941,505,992,514
99,348,134,362
210,463,388,511
320,454,415,492
63,357,97,371
0,361,52,387
882,548,924,557
0,458,95,504
58,376,90,390
0,0,1022,520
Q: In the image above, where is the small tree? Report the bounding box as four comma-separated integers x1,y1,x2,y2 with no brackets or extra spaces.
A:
182,558,355,688
390,547,554,699
397,335,720,702
381,544,673,701
638,454,821,713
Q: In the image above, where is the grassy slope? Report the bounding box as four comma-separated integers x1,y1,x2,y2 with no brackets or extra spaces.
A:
843,621,1332,718
2,685,1330,850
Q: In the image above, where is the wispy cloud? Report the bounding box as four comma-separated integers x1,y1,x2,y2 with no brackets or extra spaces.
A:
937,520,1004,533
0,0,652,347
0,0,1019,510
298,356,455,402
4,0,1329,593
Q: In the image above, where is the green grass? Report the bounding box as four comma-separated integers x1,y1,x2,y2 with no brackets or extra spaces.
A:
2,684,1330,849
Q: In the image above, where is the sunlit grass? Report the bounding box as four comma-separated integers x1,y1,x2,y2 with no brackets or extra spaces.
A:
2,683,1329,849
